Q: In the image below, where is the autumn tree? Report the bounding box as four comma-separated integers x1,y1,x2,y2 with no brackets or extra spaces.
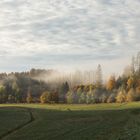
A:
40,91,50,104
86,91,92,104
66,91,74,104
12,81,21,103
90,91,96,103
15,90,22,103
116,88,127,103
107,94,116,103
135,86,140,101
106,75,116,91
79,92,86,104
26,92,33,103
86,85,94,104
0,85,6,103
127,77,134,89
90,89,101,103
74,87,82,103
126,88,136,102
77,87,82,96
101,94,107,103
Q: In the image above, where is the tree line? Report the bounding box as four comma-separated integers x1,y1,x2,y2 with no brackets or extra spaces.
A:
0,52,140,104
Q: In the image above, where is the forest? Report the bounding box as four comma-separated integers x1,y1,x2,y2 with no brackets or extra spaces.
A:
0,52,140,104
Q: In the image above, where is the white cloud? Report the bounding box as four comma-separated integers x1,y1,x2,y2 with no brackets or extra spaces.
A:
0,0,140,76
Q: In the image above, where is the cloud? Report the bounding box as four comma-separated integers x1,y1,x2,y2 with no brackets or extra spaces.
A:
0,0,140,75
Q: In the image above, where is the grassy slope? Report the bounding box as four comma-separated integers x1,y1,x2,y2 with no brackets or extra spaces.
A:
1,102,140,140
0,107,31,139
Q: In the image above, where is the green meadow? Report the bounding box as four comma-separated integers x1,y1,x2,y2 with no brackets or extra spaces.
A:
1,102,140,140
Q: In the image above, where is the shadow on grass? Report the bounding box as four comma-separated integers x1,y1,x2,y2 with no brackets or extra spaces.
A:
1,106,140,140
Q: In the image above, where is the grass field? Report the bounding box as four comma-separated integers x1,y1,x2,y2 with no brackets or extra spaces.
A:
1,102,140,140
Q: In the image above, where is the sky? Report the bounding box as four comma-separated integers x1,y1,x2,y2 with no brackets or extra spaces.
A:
0,0,140,77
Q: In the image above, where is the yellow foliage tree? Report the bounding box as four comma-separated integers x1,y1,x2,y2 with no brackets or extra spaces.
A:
116,89,126,103
127,77,134,89
126,88,135,102
106,76,116,91
40,91,50,104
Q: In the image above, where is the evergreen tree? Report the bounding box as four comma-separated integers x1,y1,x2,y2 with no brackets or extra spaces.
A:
50,91,59,103
59,82,69,103
95,64,103,88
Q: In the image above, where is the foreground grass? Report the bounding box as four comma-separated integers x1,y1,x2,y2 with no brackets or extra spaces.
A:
0,107,31,139
1,102,140,140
